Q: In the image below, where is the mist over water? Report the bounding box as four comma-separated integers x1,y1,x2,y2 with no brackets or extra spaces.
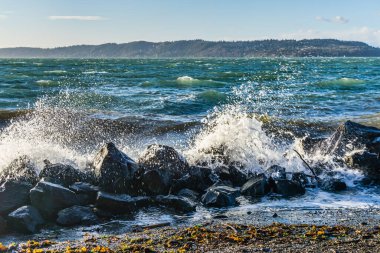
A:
1,58,380,209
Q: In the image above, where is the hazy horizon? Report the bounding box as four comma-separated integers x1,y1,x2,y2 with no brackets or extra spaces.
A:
0,0,379,48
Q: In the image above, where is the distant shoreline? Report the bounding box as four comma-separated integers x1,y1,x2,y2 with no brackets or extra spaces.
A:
1,39,380,58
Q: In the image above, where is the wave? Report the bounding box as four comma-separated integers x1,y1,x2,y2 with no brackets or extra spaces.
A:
197,90,227,103
36,80,56,86
317,78,365,86
176,76,199,83
44,70,67,74
82,71,108,74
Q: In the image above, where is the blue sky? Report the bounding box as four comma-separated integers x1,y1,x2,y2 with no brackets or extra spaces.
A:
0,0,380,48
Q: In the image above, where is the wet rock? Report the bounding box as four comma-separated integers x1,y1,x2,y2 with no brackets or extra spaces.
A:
96,191,152,214
155,195,196,213
273,179,305,197
201,185,240,207
171,166,217,194
291,172,311,187
7,205,44,233
345,151,380,181
320,121,380,157
69,182,100,204
0,156,39,185
214,165,247,187
40,161,88,187
318,178,347,192
0,181,32,215
302,137,327,154
30,180,86,219
177,188,200,202
93,142,139,194
266,165,286,179
56,206,99,226
0,216,7,234
241,174,269,197
138,144,189,195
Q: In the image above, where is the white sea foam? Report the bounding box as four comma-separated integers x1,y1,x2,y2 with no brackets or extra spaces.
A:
36,80,55,85
83,70,108,74
176,76,199,83
44,70,67,74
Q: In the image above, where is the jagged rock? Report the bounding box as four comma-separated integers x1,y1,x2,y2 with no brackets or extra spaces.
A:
138,144,189,195
171,166,217,193
155,195,196,213
56,206,99,226
40,161,89,187
0,216,7,234
241,174,269,197
201,186,240,207
345,151,380,181
7,205,44,233
214,165,247,187
302,137,327,154
0,156,39,185
96,191,152,214
291,172,311,187
320,121,380,157
273,179,305,196
69,182,100,204
30,180,86,218
318,178,347,192
93,142,139,194
0,181,32,215
177,188,200,202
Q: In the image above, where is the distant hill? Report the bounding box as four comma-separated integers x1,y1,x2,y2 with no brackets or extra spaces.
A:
1,39,380,58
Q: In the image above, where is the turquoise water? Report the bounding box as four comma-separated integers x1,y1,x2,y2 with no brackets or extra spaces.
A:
1,58,380,237
1,58,379,123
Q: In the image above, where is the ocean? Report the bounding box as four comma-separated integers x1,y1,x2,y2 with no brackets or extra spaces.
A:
0,58,380,224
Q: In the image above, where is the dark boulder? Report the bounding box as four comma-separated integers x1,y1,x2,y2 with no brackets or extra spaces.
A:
171,166,217,194
301,137,327,154
0,216,7,234
0,181,32,215
201,186,240,207
345,151,380,181
266,165,287,179
0,156,39,185
96,191,152,214
30,180,86,219
56,206,99,226
291,172,311,188
40,160,89,187
138,144,189,195
69,182,100,204
7,205,44,233
155,195,196,213
318,178,347,192
93,142,139,194
319,121,380,157
214,165,247,187
241,174,270,197
177,188,200,202
273,179,305,197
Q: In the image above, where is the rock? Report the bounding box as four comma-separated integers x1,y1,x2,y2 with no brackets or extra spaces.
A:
155,195,196,213
30,180,86,219
302,137,327,154
171,166,217,194
0,216,7,234
318,178,347,192
7,205,44,233
266,165,286,179
0,181,32,215
241,174,269,197
96,191,152,214
0,156,39,185
177,188,199,202
93,142,139,194
201,186,240,207
273,179,305,197
138,144,189,195
291,172,310,187
345,151,380,181
214,165,247,187
56,206,99,226
320,121,380,157
40,161,88,187
69,182,100,204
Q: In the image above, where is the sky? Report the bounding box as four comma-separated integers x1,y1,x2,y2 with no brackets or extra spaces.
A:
0,0,380,48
